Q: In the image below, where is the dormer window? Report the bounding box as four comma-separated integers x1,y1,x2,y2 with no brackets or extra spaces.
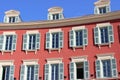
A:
99,7,107,14
9,16,16,23
48,7,64,20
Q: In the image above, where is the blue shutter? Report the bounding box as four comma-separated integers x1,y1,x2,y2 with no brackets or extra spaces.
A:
45,64,50,80
94,27,99,45
59,63,64,80
69,30,75,47
70,62,76,80
111,59,118,77
35,33,40,50
59,32,63,48
46,32,50,49
108,26,114,43
9,65,14,80
34,64,39,80
95,60,101,78
20,65,25,80
0,35,4,50
83,29,88,46
12,35,17,50
84,61,89,79
23,34,28,50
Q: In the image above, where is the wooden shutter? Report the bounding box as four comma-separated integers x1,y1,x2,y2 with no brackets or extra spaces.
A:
69,30,75,47
59,63,64,80
83,29,88,46
46,32,50,49
84,61,89,79
9,65,14,80
108,26,114,43
0,65,2,80
23,34,28,50
59,32,63,48
111,59,118,77
12,35,17,50
94,27,100,45
95,60,101,78
44,64,50,80
70,62,76,80
4,16,7,23
20,65,25,80
94,7,98,14
106,6,110,12
34,64,39,80
35,33,40,50
0,35,4,50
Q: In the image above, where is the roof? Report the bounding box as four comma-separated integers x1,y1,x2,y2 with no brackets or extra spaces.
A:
0,10,120,30
94,0,110,6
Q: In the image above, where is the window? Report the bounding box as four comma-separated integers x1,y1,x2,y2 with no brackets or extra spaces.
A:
69,28,88,50
99,7,107,14
94,25,114,46
20,60,39,80
23,33,40,51
0,34,17,53
52,14,59,20
0,65,14,80
9,17,16,23
46,31,63,51
45,63,64,80
94,6,110,14
95,54,118,79
70,61,89,80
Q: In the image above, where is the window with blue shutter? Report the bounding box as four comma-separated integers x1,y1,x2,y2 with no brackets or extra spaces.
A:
35,33,40,50
108,26,114,43
44,64,50,80
84,61,89,79
59,32,63,48
23,34,28,50
111,59,117,77
46,32,50,49
34,65,39,80
0,35,4,50
95,60,101,78
69,30,75,47
20,65,25,80
9,65,14,80
70,62,76,80
94,27,99,45
83,29,88,46
59,63,64,80
12,35,17,50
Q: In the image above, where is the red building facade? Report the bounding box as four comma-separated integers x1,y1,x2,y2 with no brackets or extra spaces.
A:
0,0,120,80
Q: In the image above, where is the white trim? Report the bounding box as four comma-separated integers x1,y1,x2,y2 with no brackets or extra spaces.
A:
26,30,39,34
49,29,62,33
23,59,38,65
71,56,88,62
72,26,85,30
96,53,114,60
3,32,16,35
46,58,62,64
0,60,14,65
96,22,111,27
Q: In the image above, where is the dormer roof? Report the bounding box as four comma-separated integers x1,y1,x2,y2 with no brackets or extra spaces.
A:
48,7,63,14
94,0,110,6
5,10,20,16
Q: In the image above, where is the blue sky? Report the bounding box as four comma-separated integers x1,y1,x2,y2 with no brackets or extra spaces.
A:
0,0,119,22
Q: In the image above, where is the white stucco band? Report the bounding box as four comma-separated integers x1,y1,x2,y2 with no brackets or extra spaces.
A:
71,56,88,62
23,59,38,65
46,58,63,64
0,60,14,65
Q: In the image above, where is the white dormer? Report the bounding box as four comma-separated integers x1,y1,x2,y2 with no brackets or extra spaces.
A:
94,0,111,14
4,10,22,23
48,7,64,20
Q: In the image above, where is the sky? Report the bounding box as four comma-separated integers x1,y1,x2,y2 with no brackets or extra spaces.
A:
0,0,120,22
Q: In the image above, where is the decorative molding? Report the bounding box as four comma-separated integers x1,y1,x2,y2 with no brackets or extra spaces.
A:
26,30,39,34
71,56,88,62
22,59,38,65
96,53,114,60
96,22,111,27
0,60,14,65
46,58,63,64
72,26,85,30
49,29,62,33
3,32,16,35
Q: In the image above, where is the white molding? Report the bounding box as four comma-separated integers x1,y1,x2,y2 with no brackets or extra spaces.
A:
49,29,62,33
46,58,63,64
0,60,14,65
3,32,16,35
23,59,38,65
26,30,39,34
71,56,88,62
96,53,114,60
96,22,111,27
72,26,85,30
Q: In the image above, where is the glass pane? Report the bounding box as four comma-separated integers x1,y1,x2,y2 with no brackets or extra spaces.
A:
52,33,59,48
5,35,13,50
51,64,59,80
27,65,34,80
2,66,10,80
75,30,83,46
29,34,36,50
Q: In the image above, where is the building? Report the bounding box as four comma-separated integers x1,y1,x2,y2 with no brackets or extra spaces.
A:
0,0,120,80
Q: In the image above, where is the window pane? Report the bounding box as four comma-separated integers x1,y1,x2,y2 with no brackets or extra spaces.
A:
99,7,107,14
5,35,13,50
75,30,83,46
29,34,36,50
2,66,10,80
51,64,59,80
27,65,34,80
52,33,59,48
53,14,59,20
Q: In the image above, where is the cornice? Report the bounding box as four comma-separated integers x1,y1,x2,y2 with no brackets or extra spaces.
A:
0,11,120,30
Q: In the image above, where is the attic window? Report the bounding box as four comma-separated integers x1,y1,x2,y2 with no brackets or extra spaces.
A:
9,17,16,23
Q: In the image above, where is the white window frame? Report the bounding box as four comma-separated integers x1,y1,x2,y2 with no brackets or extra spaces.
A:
0,32,17,55
0,60,14,80
96,53,118,79
23,30,40,54
70,56,90,80
94,22,114,49
70,26,88,51
46,29,63,53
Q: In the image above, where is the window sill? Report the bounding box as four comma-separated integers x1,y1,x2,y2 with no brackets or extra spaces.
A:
97,43,112,49
72,45,86,51
1,50,14,55
48,48,61,53
24,49,38,54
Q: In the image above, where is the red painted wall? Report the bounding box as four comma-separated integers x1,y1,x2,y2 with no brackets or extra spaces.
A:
0,19,120,80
